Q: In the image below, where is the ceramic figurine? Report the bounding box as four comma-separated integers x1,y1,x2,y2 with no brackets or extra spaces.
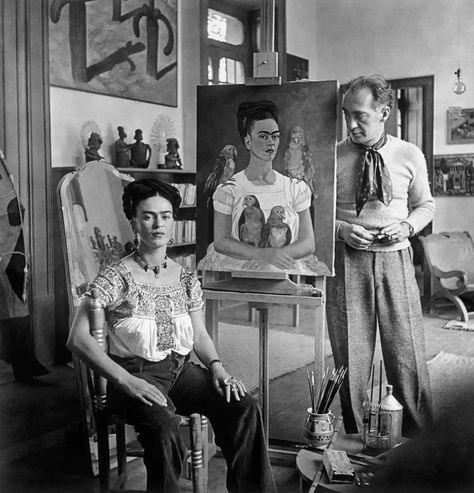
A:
130,129,152,168
85,132,104,163
114,126,131,168
164,138,183,169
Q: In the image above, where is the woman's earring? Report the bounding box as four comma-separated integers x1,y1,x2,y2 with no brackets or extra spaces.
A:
133,232,139,248
168,236,175,246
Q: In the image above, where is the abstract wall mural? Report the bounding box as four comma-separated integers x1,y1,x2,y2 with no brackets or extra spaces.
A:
49,0,178,106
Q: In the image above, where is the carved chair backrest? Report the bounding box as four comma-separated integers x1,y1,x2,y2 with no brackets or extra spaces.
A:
58,161,134,315
421,231,474,291
57,161,134,472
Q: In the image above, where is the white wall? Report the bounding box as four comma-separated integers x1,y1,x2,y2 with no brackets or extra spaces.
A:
50,1,201,170
297,0,474,237
286,0,318,79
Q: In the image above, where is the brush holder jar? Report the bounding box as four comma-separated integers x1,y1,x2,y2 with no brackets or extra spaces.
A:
304,409,335,448
363,404,392,454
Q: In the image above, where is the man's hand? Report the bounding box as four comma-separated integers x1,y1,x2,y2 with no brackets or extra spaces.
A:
340,223,375,250
119,374,168,407
378,222,411,244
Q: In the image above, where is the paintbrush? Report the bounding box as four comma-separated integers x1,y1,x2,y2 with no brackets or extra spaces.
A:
368,363,375,430
307,370,315,412
315,367,328,413
317,368,336,413
377,360,383,432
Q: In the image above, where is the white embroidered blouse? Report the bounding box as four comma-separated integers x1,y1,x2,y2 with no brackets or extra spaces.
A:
88,262,203,362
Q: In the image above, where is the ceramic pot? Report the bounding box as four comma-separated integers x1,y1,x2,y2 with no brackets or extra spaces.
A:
304,408,335,448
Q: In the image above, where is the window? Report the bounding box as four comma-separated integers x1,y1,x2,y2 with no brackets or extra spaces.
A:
201,0,286,85
208,9,244,45
206,4,249,85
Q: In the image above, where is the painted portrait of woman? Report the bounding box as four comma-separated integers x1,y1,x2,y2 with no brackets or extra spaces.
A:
196,82,338,277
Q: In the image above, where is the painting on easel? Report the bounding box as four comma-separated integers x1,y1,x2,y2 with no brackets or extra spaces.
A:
196,81,338,278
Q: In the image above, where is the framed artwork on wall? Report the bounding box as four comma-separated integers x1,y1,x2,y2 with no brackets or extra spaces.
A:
285,54,309,81
447,107,474,144
49,0,178,106
433,154,474,196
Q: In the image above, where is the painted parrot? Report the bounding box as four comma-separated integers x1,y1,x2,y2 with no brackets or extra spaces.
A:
259,205,292,248
203,144,237,196
283,125,315,194
238,195,265,246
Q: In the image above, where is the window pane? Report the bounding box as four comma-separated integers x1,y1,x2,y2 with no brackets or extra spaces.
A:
208,9,244,45
218,57,245,85
218,58,228,83
235,61,245,84
208,56,213,84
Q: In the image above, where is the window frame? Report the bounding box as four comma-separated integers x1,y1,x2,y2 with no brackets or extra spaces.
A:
200,0,286,85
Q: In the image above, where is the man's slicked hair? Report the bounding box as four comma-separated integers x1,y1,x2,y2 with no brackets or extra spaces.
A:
345,74,393,110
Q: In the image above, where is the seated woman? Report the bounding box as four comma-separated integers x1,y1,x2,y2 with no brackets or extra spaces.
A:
198,100,329,276
67,178,276,493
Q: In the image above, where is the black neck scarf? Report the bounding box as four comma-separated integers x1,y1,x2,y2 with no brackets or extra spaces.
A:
352,132,392,216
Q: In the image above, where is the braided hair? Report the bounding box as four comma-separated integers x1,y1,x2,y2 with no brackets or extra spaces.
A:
122,178,182,220
236,100,279,143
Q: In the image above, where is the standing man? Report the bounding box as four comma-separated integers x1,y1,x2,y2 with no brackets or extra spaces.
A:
327,74,434,437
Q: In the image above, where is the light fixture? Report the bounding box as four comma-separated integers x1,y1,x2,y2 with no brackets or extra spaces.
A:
453,68,466,95
453,0,467,94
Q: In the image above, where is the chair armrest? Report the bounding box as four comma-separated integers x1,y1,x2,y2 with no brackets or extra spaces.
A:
89,289,108,410
432,266,468,291
89,289,107,352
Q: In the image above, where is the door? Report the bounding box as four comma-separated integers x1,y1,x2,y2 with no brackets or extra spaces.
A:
388,76,434,308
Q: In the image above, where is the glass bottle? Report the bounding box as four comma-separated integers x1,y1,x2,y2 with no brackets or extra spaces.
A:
380,384,403,446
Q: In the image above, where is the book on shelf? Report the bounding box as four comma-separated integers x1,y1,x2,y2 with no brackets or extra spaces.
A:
174,220,196,244
172,183,196,206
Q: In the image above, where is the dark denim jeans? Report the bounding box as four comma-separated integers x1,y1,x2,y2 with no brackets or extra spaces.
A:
108,353,276,493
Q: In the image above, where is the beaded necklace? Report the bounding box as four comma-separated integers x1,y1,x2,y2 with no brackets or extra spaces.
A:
133,250,167,278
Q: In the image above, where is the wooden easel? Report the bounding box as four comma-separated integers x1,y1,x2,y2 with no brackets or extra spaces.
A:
202,272,326,450
201,0,328,451
245,0,281,86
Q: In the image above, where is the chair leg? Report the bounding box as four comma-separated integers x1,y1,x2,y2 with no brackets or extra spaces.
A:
448,293,470,322
189,413,206,493
115,421,128,489
432,292,470,322
96,413,111,492
201,416,209,490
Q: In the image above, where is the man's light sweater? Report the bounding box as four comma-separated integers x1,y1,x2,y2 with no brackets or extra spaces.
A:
335,134,435,252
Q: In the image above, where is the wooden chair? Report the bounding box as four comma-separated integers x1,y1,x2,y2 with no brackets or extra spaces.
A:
89,289,208,492
420,231,474,321
57,162,209,492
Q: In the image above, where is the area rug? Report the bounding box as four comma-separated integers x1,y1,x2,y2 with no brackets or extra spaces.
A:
370,351,474,424
216,322,316,392
442,319,474,332
427,351,474,422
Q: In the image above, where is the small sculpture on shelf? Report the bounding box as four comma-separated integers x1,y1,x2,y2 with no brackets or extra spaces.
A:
85,132,104,163
130,129,152,168
114,126,131,168
164,137,183,169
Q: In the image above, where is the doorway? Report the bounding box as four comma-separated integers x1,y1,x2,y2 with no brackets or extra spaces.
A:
389,76,434,307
